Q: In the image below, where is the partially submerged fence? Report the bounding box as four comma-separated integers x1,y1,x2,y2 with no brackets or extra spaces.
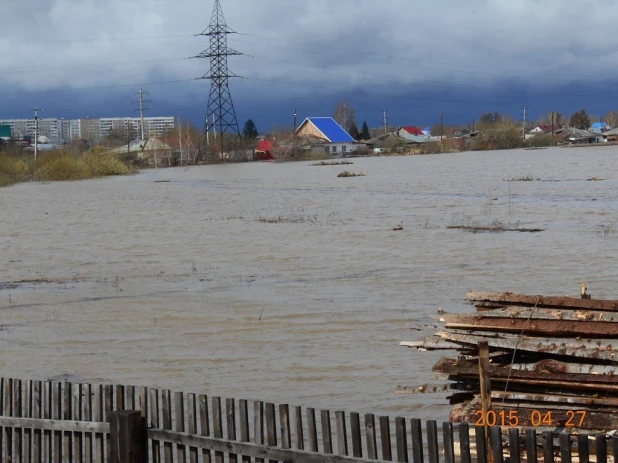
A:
0,376,617,462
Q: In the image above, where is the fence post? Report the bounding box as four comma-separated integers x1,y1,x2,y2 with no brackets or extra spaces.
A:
109,410,147,463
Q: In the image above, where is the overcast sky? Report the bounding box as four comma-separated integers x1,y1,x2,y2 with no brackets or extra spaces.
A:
2,0,618,130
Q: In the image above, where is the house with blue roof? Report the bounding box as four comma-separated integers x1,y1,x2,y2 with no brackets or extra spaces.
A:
590,122,610,134
295,117,357,155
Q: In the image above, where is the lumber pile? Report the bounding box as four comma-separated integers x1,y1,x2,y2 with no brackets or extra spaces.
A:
400,290,618,432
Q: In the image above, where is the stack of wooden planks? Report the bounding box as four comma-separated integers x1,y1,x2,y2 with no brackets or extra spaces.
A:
400,290,618,432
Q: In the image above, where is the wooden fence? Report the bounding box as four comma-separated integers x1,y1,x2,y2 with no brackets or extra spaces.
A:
0,377,617,463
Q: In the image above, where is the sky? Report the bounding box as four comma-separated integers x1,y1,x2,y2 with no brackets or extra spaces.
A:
2,0,618,132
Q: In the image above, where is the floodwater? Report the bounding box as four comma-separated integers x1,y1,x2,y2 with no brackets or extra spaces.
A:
1,146,617,422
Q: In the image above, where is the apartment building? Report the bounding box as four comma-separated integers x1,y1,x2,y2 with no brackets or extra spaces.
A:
0,116,175,143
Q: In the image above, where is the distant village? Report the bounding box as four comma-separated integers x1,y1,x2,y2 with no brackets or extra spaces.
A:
1,108,617,166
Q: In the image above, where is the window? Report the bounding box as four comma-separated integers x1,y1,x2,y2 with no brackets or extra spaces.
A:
332,145,337,153
342,145,347,153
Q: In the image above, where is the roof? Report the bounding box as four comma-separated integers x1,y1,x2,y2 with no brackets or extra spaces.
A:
297,117,354,143
400,126,424,136
591,122,609,129
255,140,273,152
534,124,559,133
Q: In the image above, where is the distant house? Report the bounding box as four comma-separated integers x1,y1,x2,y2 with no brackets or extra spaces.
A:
295,117,356,155
254,139,274,161
590,122,610,134
601,127,618,142
554,127,602,144
399,126,424,137
530,125,559,134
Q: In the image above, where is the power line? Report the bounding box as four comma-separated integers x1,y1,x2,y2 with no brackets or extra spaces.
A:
0,34,193,47
0,79,195,97
0,57,189,75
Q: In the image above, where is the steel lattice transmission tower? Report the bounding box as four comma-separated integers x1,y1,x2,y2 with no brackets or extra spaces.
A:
196,0,242,140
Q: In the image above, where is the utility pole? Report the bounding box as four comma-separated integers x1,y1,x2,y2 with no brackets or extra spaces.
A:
472,117,475,133
30,108,43,166
132,89,150,140
440,110,444,142
382,110,388,135
522,107,527,142
551,112,555,146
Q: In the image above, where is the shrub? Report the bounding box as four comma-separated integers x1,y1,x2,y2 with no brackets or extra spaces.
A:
35,152,90,181
0,155,32,186
82,148,130,176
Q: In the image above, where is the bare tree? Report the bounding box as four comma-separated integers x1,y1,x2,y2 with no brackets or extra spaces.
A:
333,100,356,132
604,111,618,128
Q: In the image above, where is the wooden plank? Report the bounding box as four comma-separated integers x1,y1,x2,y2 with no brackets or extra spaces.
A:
436,331,618,363
108,410,147,463
491,391,618,407
322,410,333,454
460,307,618,323
53,382,62,463
239,400,252,463
14,378,23,463
212,397,224,463
578,434,589,463
253,401,264,463
187,393,199,463
161,390,173,463
33,380,42,463
508,428,520,463
443,421,454,463
94,384,104,463
478,341,492,459
525,428,537,463
559,433,571,463
306,408,317,453
364,414,377,461
466,291,618,311
126,385,135,411
24,379,32,463
104,384,113,461
426,421,438,463
74,383,84,463
265,403,277,463
64,382,74,462
199,394,211,463
443,316,618,337
227,398,238,463
280,404,291,450
490,426,503,463
458,423,470,463
542,431,553,463
0,417,110,434
115,385,125,411
350,413,362,458
176,391,187,463
294,406,304,451
434,357,618,389
612,437,618,463
0,378,4,463
148,429,394,463
596,435,607,463
335,411,348,456
149,388,160,463
395,417,407,463
83,383,92,463
379,416,391,461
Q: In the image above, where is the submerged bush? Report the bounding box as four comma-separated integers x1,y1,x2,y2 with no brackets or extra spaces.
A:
82,147,130,176
0,155,33,186
35,152,90,181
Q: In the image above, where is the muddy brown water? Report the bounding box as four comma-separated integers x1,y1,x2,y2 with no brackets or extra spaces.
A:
1,147,617,422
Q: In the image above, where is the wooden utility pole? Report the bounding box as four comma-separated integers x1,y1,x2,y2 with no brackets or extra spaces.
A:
440,110,444,142
478,341,493,463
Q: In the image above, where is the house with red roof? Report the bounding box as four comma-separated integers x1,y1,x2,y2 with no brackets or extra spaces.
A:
254,139,274,161
399,126,424,137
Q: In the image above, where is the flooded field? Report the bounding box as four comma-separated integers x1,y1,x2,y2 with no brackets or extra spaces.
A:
1,146,617,421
